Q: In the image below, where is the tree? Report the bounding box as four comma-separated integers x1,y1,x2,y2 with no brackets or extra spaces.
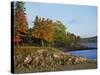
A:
65,32,81,45
14,1,28,46
65,32,73,45
32,16,55,47
14,35,22,46
53,21,67,42
25,28,33,45
76,36,80,43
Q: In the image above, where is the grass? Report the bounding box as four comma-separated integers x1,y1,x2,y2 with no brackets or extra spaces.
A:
15,62,97,74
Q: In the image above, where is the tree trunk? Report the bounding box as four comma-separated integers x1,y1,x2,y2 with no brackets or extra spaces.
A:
16,41,19,46
51,42,54,47
41,40,44,47
49,42,52,47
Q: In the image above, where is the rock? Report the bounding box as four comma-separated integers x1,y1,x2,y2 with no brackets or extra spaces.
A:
42,50,49,57
15,55,23,66
37,49,44,54
24,55,32,64
67,58,72,64
73,57,79,64
67,56,87,65
31,56,39,66
15,48,88,69
68,58,72,62
53,54,59,58
79,57,87,62
67,56,79,64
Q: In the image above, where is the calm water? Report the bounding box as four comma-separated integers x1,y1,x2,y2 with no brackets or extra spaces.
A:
84,43,97,48
69,49,97,60
68,43,97,60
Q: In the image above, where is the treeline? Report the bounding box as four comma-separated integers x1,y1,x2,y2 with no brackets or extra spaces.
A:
13,1,80,48
80,36,97,43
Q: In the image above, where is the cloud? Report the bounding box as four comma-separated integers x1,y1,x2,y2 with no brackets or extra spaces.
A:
67,19,80,24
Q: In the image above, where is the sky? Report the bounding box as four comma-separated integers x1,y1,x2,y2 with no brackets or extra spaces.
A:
24,2,97,38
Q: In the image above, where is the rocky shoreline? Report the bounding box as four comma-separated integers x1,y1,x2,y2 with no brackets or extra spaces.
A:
14,47,97,73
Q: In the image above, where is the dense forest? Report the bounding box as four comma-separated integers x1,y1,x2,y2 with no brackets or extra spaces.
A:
13,1,81,49
80,36,97,43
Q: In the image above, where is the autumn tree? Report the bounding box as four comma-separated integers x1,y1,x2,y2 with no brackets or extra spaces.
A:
14,1,28,45
32,16,55,47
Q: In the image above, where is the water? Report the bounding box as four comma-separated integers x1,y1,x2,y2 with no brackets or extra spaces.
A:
69,49,97,60
85,43,97,48
68,43,97,60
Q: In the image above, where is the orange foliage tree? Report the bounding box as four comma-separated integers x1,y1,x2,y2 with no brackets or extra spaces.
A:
32,16,55,47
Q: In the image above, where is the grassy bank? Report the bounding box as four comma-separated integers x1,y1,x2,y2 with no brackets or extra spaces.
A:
14,46,97,73
15,62,97,73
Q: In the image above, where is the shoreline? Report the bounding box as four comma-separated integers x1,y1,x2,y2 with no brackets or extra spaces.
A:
14,46,97,73
58,47,97,52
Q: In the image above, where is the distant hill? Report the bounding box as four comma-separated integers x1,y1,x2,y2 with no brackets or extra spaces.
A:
80,36,97,43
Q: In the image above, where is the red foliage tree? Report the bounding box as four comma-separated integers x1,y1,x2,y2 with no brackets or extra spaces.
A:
14,1,28,46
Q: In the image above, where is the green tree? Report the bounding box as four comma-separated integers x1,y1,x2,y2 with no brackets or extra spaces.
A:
25,28,33,45
66,32,80,45
54,21,67,42
76,36,80,43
